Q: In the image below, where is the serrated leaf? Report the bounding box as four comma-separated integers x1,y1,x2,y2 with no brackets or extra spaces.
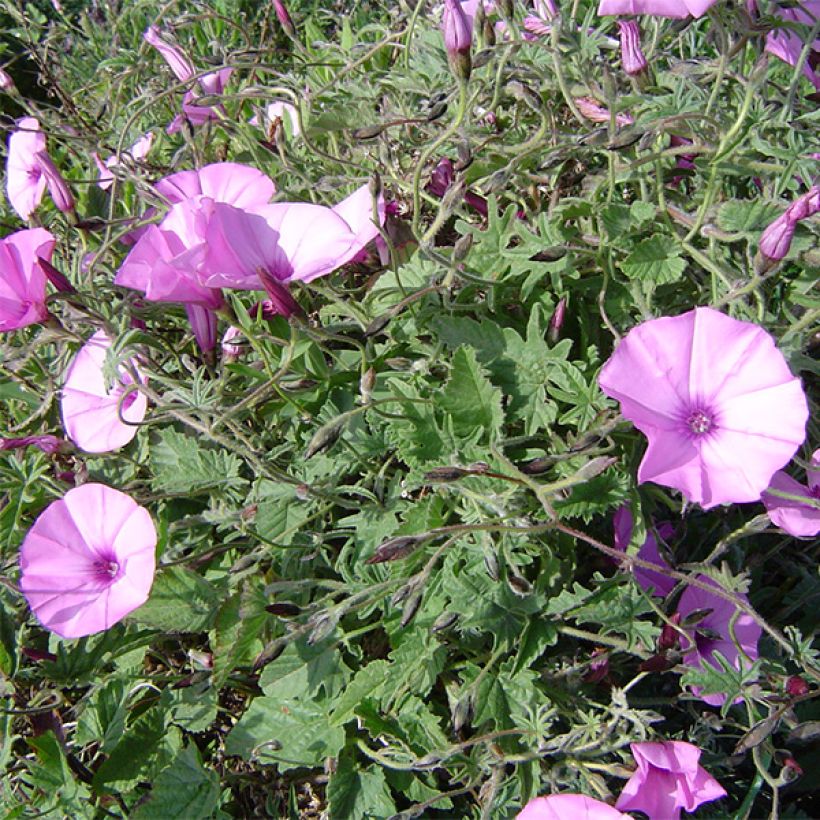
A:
130,745,220,820
716,199,781,233
328,755,396,820
620,236,686,284
330,660,391,726
440,346,503,442
150,429,247,500
132,567,221,633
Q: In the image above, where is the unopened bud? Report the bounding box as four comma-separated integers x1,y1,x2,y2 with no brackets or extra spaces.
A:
453,232,473,261
548,297,566,343
786,675,810,698
424,465,470,482
273,0,297,38
442,0,472,57
39,258,75,294
36,151,74,214
658,612,682,651
617,21,648,77
0,68,16,92
359,366,376,404
221,326,243,360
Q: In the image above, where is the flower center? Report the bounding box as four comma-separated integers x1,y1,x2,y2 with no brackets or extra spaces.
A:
686,410,713,436
93,558,120,582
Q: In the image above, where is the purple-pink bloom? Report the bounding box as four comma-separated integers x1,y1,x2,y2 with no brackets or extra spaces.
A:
34,151,75,214
154,162,277,210
143,24,195,82
167,68,233,134
765,1,820,91
678,576,762,706
597,0,717,17
6,117,47,220
762,449,820,538
612,505,676,597
617,20,648,75
0,435,65,454
95,132,155,191
759,186,820,262
0,228,56,331
598,307,809,509
616,742,726,819
443,0,474,56
575,97,634,127
60,331,148,454
185,304,218,354
19,483,156,638
518,794,629,819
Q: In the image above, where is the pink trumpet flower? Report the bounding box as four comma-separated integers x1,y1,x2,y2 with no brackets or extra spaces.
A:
144,24,195,82
19,483,156,638
60,331,148,453
518,794,629,819
762,449,820,537
0,228,56,331
616,742,726,819
598,307,808,509
154,162,277,210
678,577,761,705
765,0,820,91
598,0,718,17
612,505,676,597
6,117,47,220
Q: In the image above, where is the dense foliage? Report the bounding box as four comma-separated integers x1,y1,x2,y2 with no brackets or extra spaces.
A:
0,0,818,816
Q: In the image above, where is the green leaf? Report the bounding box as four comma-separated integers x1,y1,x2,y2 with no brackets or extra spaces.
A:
132,566,222,633
22,732,92,817
130,745,220,820
150,429,248,501
0,600,17,677
260,641,348,702
440,346,504,442
168,679,218,733
620,236,687,284
330,660,391,726
328,754,396,820
716,199,781,233
224,697,345,770
210,585,268,687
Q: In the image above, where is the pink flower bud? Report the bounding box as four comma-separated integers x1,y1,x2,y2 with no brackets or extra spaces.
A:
35,151,75,214
548,297,566,343
442,0,473,56
143,25,195,83
617,20,648,76
0,68,15,92
786,675,810,697
273,0,296,37
575,96,634,127
221,326,243,360
759,186,820,262
0,435,66,454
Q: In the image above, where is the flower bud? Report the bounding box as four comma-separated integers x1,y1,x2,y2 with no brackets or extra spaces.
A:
221,326,243,360
785,675,810,697
548,297,566,343
758,185,820,264
617,20,648,77
0,68,16,92
442,0,473,79
143,25,195,83
273,0,297,37
35,151,75,214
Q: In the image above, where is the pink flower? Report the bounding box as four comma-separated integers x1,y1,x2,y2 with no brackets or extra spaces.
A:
144,24,195,82
518,794,629,819
598,307,808,509
154,162,277,210
612,505,676,597
185,304,218,354
95,132,155,191
617,20,648,75
443,0,473,56
765,1,820,91
0,435,65,454
575,97,634,127
34,151,74,214
616,742,726,819
167,68,233,134
678,576,762,706
598,0,717,17
0,227,56,331
273,0,296,37
6,117,47,220
19,483,156,638
60,331,148,453
0,68,16,92
759,186,820,262
762,449,820,537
